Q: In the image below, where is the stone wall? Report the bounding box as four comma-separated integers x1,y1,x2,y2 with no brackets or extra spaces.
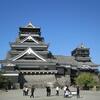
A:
23,74,70,88
24,75,56,87
55,75,70,87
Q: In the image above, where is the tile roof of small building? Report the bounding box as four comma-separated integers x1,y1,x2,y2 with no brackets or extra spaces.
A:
55,55,98,67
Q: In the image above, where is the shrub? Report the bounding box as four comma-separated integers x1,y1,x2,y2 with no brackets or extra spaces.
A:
75,72,97,90
0,72,8,88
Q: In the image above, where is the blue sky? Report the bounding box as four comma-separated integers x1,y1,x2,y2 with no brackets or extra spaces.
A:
0,0,100,66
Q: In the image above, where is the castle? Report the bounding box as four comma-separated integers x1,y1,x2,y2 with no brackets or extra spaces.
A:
0,22,99,88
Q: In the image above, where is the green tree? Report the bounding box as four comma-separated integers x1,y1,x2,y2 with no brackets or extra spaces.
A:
0,71,8,88
75,72,97,90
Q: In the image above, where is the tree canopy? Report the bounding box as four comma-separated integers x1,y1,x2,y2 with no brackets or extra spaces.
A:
0,71,8,88
75,72,97,89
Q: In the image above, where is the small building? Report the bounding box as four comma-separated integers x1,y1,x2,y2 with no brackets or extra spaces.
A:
0,22,99,88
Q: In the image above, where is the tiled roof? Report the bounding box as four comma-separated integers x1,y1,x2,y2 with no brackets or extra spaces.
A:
54,55,98,67
25,22,36,28
55,55,77,65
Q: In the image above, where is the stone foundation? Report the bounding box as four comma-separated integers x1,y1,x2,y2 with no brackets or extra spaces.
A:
55,75,70,86
23,74,70,88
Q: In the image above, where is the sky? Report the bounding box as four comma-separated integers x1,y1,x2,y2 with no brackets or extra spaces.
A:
0,0,100,66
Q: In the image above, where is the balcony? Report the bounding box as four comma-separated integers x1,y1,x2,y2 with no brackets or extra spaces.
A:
10,42,48,48
20,33,40,37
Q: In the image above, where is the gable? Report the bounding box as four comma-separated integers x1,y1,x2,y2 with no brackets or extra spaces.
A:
10,48,46,62
21,36,39,44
